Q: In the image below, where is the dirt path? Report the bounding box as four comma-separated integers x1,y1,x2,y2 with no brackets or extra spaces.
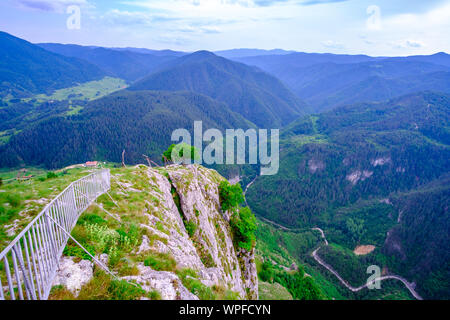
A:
244,176,257,196
312,227,328,245
258,216,294,231
244,175,258,207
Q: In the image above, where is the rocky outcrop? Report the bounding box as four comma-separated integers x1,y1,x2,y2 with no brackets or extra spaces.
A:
122,264,199,300
133,164,258,300
346,170,373,185
371,157,391,167
52,164,258,300
53,257,93,297
308,159,325,174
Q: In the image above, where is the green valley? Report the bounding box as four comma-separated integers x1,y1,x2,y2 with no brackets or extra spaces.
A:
30,77,127,103
0,27,448,302
247,92,450,300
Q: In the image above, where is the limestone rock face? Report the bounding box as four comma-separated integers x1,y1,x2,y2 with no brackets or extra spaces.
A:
122,264,199,300
54,164,258,300
346,170,373,185
140,165,258,300
237,248,258,300
308,159,325,174
52,257,93,297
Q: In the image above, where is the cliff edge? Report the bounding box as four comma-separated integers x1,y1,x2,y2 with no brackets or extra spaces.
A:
51,164,258,300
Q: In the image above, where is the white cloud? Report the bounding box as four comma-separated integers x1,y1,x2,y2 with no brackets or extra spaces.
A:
101,8,224,34
374,2,450,54
124,0,350,10
112,0,303,37
4,0,448,54
122,0,303,22
390,39,425,49
322,40,344,49
13,0,91,13
385,2,450,30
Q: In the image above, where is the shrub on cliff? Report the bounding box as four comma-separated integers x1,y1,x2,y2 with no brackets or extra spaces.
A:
162,143,200,165
219,181,256,251
218,181,244,212
230,206,257,251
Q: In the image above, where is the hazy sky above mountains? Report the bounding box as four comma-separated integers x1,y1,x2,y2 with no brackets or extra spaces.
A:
1,0,449,56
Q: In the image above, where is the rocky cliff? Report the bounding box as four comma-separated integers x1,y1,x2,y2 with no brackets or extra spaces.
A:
53,164,258,300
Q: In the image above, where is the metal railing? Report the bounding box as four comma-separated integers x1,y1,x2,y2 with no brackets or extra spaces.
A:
0,169,110,300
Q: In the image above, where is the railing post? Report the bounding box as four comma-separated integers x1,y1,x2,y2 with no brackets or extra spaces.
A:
3,257,15,300
0,273,4,300
72,184,78,218
11,247,23,299
13,244,34,300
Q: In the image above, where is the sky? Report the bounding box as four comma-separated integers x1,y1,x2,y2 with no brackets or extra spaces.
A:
0,0,449,56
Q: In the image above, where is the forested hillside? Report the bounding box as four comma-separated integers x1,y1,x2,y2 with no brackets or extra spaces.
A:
0,32,106,98
0,90,253,168
246,92,450,299
248,92,449,226
129,51,308,128
384,177,449,299
0,31,448,300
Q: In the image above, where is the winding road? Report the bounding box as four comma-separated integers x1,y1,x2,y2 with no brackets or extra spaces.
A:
244,175,423,300
311,228,422,300
243,175,258,205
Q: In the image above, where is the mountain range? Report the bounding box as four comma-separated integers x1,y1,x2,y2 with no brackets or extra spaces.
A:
129,50,307,128
38,43,180,82
5,32,449,116
234,52,450,112
0,31,448,300
0,32,105,98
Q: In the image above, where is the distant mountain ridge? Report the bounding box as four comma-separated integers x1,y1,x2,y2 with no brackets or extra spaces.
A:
233,51,450,112
38,43,179,82
109,47,186,57
21,36,450,115
215,48,296,59
287,60,450,111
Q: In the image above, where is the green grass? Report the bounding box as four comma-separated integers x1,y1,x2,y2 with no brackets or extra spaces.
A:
185,220,197,237
255,219,344,300
0,167,97,249
143,251,177,272
29,77,127,103
0,130,12,145
255,219,318,267
65,105,84,116
289,134,329,147
259,281,293,300
176,268,215,300
49,268,160,300
310,116,319,134
0,167,47,181
176,268,240,300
